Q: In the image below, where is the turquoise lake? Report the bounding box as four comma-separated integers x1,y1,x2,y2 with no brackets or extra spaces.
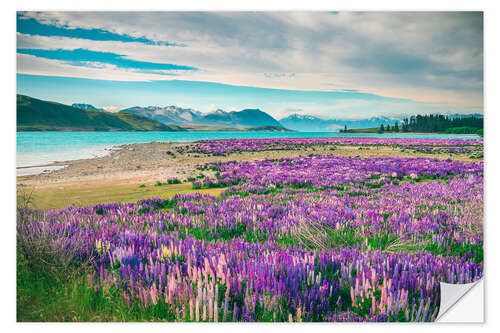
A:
17,131,480,175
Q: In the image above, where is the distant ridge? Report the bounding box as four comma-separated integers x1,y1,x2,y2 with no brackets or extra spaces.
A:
72,103,105,112
17,95,186,132
279,114,401,132
119,106,284,128
119,105,203,125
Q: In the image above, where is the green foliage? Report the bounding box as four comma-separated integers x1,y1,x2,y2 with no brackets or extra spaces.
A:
425,241,483,264
17,251,177,321
445,126,480,134
402,114,483,133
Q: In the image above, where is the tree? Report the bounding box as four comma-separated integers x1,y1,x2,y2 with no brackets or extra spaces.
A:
380,124,384,132
394,122,399,132
400,114,482,133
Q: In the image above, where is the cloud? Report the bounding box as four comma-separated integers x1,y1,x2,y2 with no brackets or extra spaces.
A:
17,53,178,81
17,14,181,46
17,48,197,72
16,11,483,112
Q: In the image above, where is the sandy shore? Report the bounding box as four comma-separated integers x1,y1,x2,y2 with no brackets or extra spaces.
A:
16,141,480,209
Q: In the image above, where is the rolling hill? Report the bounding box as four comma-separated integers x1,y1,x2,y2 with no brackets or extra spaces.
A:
17,95,186,132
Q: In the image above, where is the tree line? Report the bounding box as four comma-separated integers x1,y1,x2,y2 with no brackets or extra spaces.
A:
377,114,483,135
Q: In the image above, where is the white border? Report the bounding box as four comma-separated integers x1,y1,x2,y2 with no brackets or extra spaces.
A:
3,1,499,332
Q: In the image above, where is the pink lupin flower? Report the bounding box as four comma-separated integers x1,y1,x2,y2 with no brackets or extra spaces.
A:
189,299,194,321
122,290,130,307
209,298,213,321
195,298,200,322
150,284,158,305
214,300,218,322
87,273,94,285
296,306,302,322
379,288,387,313
371,295,376,316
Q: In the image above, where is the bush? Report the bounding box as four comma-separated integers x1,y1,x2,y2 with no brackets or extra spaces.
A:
167,178,181,184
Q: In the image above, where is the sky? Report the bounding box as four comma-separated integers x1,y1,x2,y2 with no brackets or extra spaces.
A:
16,11,483,120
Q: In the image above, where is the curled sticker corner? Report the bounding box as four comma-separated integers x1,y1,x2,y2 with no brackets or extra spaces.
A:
437,279,483,321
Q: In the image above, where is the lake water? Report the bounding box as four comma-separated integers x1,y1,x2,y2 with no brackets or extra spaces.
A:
17,131,480,176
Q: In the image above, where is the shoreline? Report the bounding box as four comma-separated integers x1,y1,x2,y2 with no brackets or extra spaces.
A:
16,145,121,169
16,140,482,209
17,132,481,172
17,133,482,177
340,131,480,136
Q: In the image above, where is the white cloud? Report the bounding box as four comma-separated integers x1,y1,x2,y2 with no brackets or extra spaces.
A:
17,12,483,109
17,53,171,81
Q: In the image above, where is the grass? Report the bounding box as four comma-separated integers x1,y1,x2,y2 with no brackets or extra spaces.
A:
17,251,177,321
24,182,225,210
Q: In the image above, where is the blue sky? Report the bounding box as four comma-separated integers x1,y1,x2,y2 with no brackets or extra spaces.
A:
16,12,483,119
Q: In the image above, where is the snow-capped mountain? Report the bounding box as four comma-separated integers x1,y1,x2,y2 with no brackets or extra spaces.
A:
119,106,282,127
279,114,403,132
119,106,203,125
71,103,105,112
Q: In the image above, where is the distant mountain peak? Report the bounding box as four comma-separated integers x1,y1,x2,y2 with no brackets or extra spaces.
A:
287,114,320,121
72,103,105,112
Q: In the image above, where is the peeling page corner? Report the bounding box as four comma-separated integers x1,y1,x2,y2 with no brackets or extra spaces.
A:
437,279,484,323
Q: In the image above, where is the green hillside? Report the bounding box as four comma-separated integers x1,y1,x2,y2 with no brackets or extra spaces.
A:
17,95,186,132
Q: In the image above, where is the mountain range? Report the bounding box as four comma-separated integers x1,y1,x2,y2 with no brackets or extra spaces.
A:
117,105,483,132
17,96,291,132
119,106,282,128
19,95,483,132
278,114,403,132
